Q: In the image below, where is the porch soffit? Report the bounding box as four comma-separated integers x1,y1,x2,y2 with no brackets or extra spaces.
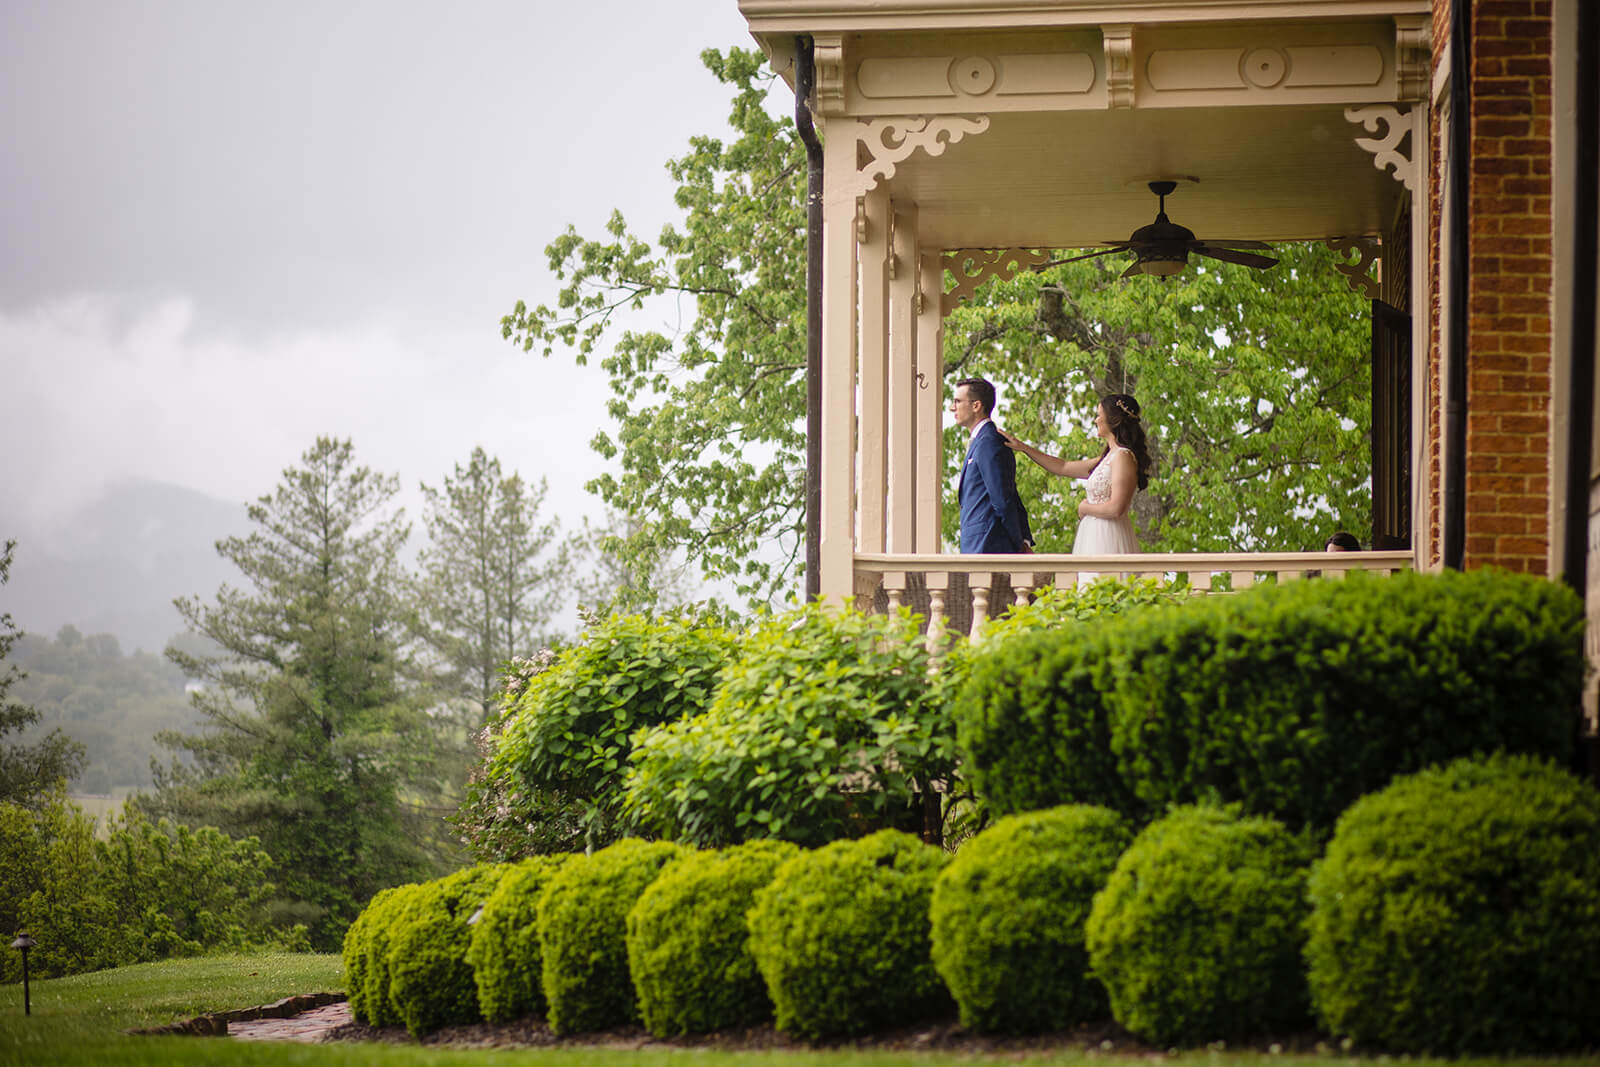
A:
738,0,1426,251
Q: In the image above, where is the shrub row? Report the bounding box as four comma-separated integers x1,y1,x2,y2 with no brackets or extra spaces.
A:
344,754,1600,1052
956,568,1584,832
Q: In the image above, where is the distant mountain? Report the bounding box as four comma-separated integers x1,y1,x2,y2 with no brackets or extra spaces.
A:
0,479,249,655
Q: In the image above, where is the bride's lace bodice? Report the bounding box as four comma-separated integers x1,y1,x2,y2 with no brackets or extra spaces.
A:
1085,447,1130,503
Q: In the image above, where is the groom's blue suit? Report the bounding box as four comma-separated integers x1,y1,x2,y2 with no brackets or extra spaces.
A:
958,422,1032,553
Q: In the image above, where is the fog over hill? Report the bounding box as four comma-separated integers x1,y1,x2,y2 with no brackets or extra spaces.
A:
0,478,249,655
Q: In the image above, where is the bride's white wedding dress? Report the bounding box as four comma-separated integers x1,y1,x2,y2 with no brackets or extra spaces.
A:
1073,448,1138,581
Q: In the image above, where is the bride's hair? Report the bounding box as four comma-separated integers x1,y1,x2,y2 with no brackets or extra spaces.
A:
1097,394,1153,491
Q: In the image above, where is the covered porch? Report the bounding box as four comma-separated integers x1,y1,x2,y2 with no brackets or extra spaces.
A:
738,0,1432,620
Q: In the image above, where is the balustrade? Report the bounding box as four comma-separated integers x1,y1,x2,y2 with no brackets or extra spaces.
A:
853,550,1414,650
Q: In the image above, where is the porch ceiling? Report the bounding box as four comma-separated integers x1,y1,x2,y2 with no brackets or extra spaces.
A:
875,104,1403,251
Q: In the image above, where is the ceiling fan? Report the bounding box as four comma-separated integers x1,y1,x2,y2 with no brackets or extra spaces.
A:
1041,180,1279,278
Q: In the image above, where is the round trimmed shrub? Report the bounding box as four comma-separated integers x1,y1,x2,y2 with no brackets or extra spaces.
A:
931,805,1132,1033
465,854,574,1023
537,838,690,1034
626,839,801,1036
747,829,950,1040
385,864,511,1038
1306,753,1600,1053
345,882,427,1027
1085,806,1311,1046
342,884,411,1025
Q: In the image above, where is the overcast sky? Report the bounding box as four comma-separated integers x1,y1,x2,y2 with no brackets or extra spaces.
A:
0,0,762,546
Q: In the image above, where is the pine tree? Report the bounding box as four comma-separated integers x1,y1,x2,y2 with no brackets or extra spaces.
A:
147,438,440,948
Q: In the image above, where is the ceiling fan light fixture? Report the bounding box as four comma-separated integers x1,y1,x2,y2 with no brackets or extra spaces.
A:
1139,253,1186,277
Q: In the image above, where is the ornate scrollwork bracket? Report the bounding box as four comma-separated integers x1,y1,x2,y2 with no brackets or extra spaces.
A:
1326,237,1382,299
1344,105,1416,192
940,248,1053,316
843,116,992,199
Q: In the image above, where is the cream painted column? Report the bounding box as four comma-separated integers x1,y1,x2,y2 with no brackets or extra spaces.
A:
859,184,891,554
915,248,946,552
887,201,918,553
819,122,860,603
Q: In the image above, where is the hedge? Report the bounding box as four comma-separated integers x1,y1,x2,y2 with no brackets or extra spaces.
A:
1085,806,1311,1046
957,569,1583,831
384,864,510,1037
930,805,1131,1033
536,839,689,1034
1306,753,1600,1053
747,829,950,1040
625,839,801,1036
465,854,573,1023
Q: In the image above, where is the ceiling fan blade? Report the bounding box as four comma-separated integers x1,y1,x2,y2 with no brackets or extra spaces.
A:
1034,246,1130,270
1193,246,1280,269
1196,238,1274,250
1119,259,1145,279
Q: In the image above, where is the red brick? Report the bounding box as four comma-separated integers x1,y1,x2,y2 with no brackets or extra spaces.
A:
1476,513,1529,534
1506,56,1552,78
1500,454,1547,473
1477,96,1535,116
1474,156,1532,176
1497,536,1547,556
1504,176,1552,195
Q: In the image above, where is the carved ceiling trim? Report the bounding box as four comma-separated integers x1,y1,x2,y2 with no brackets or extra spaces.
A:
940,248,1052,317
1345,105,1416,192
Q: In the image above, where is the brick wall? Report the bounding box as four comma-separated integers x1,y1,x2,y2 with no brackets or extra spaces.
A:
1431,0,1556,573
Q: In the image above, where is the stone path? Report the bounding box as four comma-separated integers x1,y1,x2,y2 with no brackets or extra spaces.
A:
229,1000,353,1042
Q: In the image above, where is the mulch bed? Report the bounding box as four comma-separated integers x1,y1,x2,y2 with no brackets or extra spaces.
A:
325,1014,1332,1056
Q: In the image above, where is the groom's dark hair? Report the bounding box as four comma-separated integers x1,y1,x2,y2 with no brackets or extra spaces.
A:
956,377,996,417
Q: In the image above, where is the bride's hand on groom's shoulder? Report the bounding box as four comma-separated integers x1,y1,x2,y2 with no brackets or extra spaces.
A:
998,427,1022,449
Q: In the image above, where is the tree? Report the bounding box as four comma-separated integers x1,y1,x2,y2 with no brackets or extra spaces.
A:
573,510,700,617
145,438,442,949
416,446,568,725
0,540,86,806
942,244,1372,552
505,47,807,604
505,48,1373,602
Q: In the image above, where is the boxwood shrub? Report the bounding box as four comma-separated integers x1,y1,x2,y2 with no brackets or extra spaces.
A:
625,839,801,1036
384,864,510,1037
1306,753,1600,1053
537,838,689,1034
1085,806,1310,1046
957,569,1583,832
747,829,950,1040
342,883,414,1025
344,882,432,1027
465,854,573,1023
930,805,1131,1034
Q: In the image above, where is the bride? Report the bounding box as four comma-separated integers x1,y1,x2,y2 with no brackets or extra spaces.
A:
999,393,1153,558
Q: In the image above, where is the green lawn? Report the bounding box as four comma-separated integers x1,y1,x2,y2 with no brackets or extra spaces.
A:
0,953,1589,1067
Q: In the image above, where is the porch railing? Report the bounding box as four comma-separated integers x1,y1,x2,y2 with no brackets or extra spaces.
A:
853,550,1415,648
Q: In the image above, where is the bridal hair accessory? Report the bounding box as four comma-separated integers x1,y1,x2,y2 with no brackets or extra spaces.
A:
1113,398,1140,420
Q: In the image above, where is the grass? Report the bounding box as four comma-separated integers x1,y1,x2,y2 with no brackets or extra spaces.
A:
0,953,1591,1067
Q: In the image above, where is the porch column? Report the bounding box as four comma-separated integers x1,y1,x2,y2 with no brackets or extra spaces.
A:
888,201,918,552
859,184,892,553
819,122,859,603
915,248,946,552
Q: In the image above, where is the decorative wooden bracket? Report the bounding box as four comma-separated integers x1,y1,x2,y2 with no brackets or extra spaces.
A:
941,248,1053,316
1326,237,1382,299
1345,105,1415,192
842,116,992,199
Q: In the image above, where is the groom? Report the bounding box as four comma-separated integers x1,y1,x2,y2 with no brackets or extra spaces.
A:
951,377,1032,554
